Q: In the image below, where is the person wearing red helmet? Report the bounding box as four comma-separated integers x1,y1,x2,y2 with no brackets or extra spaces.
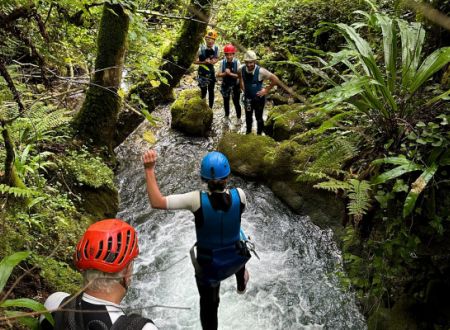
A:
142,149,250,330
40,219,157,330
217,44,242,126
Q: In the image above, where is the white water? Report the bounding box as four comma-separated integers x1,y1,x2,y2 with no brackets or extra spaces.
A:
115,105,366,330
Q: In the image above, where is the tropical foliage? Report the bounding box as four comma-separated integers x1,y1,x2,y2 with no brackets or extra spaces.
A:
0,252,54,329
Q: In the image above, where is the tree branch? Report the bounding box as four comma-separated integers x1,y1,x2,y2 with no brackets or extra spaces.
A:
0,5,35,28
0,57,25,114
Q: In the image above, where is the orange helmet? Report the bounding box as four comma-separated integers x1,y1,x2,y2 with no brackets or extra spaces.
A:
74,219,139,273
223,44,237,54
205,29,218,40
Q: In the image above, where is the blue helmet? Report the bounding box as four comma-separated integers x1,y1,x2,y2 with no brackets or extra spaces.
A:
200,151,230,180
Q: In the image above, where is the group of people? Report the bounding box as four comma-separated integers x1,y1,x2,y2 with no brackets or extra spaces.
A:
40,149,250,330
195,29,280,135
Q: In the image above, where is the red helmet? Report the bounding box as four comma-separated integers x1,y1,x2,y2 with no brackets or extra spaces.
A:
74,219,139,273
223,44,237,54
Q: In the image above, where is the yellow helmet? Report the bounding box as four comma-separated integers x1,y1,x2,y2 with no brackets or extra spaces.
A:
205,29,218,40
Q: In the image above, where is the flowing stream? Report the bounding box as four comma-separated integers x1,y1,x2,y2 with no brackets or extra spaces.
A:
115,104,366,330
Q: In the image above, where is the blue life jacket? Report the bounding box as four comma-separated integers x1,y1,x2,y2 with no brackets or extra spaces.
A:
200,44,219,59
197,188,241,250
242,65,262,99
221,58,239,87
192,189,251,284
198,45,219,78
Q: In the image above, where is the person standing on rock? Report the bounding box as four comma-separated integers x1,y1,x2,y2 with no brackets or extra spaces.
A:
238,50,280,135
216,44,242,125
142,149,251,330
194,29,220,109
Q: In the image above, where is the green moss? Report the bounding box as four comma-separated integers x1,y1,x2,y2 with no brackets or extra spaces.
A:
31,255,82,294
218,132,277,178
62,150,115,190
265,104,322,141
170,89,213,136
265,140,303,178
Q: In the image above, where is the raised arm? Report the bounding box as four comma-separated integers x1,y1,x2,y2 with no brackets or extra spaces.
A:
142,150,167,209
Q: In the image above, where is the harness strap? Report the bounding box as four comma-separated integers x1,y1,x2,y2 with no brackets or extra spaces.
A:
53,295,83,330
111,314,154,330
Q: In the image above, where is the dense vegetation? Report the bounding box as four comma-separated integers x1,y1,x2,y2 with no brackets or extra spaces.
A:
1,0,450,328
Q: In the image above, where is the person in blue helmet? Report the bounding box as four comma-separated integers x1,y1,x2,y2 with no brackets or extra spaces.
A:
142,149,250,330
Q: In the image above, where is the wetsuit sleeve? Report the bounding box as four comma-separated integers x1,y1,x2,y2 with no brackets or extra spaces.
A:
236,188,246,213
166,191,201,212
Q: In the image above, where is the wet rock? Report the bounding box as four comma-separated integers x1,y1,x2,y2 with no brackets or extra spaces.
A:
218,132,276,178
218,132,345,237
264,103,319,141
170,89,213,137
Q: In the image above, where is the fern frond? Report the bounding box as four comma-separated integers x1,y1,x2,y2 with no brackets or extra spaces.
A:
296,171,330,182
34,109,71,133
314,178,352,193
0,184,38,198
308,137,358,175
347,179,372,223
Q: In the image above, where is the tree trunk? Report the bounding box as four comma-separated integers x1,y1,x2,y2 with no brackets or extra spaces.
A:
74,2,129,153
115,0,212,146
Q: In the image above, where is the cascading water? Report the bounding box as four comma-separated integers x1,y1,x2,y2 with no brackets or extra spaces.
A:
115,105,367,330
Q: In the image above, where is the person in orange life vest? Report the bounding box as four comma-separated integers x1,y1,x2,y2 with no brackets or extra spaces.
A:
40,219,157,330
238,50,280,135
193,29,220,108
142,149,250,330
216,44,242,125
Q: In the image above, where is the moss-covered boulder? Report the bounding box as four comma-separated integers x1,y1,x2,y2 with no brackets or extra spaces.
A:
264,103,318,141
217,132,345,237
171,89,213,136
217,132,276,178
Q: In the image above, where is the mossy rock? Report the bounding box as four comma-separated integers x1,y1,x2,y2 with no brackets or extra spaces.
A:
264,103,317,141
217,132,276,178
368,296,418,330
265,140,304,179
170,89,213,137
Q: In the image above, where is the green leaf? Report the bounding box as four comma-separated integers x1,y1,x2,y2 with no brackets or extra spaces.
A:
375,13,397,93
0,251,31,292
398,20,425,91
409,47,450,94
347,179,372,219
4,311,39,328
142,131,157,145
403,163,438,217
372,163,423,185
372,156,412,166
314,179,351,193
